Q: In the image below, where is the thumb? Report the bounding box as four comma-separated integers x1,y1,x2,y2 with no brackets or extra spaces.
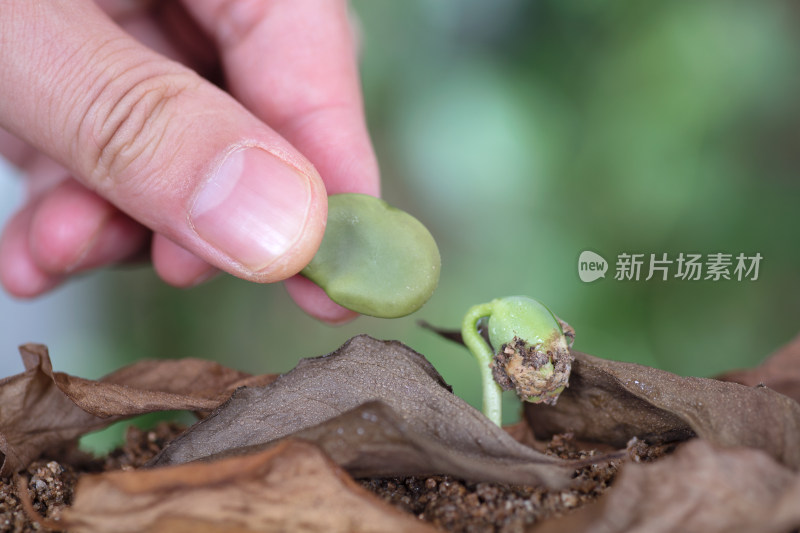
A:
0,1,326,282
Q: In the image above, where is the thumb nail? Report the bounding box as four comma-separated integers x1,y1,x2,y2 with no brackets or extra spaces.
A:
190,147,312,273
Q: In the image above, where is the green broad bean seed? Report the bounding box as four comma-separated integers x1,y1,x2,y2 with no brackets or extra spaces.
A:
301,193,440,318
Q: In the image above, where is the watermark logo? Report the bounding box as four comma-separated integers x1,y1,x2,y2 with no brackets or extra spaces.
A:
578,251,608,282
578,251,762,282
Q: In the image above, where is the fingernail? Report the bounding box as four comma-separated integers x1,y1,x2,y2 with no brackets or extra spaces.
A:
190,147,312,273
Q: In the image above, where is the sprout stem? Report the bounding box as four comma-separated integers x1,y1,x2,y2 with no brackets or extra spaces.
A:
461,302,503,426
460,296,574,427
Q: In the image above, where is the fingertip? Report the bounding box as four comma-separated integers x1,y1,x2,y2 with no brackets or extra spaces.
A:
28,180,149,274
28,181,112,273
0,207,63,298
152,234,219,288
284,275,358,325
279,107,381,197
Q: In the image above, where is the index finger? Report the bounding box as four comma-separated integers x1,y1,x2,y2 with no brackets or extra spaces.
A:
184,0,380,197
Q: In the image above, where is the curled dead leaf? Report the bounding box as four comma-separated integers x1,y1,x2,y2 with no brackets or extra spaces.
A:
190,400,590,487
530,439,800,533
718,333,800,403
58,440,434,533
151,335,580,487
525,351,800,469
0,344,275,476
420,322,800,468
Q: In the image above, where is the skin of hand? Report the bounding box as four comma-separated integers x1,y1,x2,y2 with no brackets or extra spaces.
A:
0,0,380,324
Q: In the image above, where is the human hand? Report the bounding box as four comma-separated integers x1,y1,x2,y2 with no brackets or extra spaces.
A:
0,0,380,324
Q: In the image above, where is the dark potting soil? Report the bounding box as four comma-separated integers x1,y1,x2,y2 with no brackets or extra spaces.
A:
1,460,77,533
360,433,671,533
0,423,669,533
0,422,186,533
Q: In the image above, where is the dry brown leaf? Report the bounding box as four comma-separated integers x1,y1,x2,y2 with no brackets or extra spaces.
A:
525,351,800,469
719,333,800,403
420,323,800,468
189,400,586,487
530,439,800,533
60,440,434,533
0,344,275,476
151,336,578,487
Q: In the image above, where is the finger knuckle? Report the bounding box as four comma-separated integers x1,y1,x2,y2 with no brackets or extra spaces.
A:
79,61,196,193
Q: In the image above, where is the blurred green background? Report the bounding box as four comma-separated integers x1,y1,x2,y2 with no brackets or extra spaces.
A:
6,1,800,446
